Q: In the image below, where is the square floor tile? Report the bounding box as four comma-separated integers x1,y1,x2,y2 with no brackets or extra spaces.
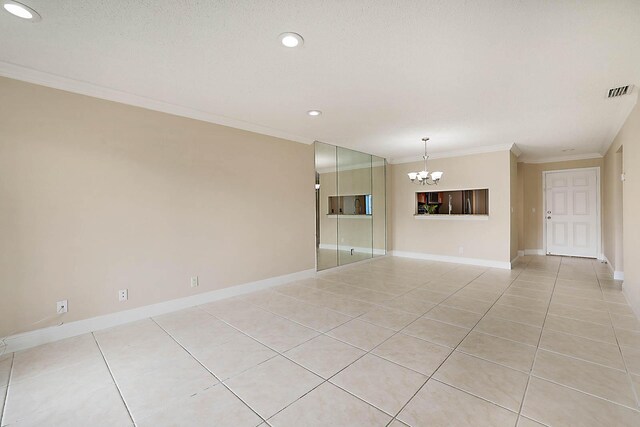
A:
327,319,395,351
224,356,323,419
195,334,277,380
532,349,636,408
136,383,261,427
331,354,427,415
458,332,536,372
433,351,528,411
543,314,617,344
440,295,493,314
486,304,546,328
403,318,470,348
284,335,365,379
474,316,541,346
359,307,419,331
372,333,452,376
3,383,131,427
397,379,518,427
539,329,625,370
268,382,390,427
423,306,483,328
522,377,640,427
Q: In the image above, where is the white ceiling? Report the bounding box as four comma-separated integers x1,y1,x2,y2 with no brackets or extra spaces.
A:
1,0,639,162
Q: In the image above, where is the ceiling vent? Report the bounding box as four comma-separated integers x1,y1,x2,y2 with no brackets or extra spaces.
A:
607,85,632,98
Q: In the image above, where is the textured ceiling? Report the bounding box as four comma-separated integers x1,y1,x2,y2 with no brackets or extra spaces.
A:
1,0,639,162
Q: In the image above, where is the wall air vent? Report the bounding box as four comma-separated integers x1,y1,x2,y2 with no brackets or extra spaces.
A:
607,85,632,98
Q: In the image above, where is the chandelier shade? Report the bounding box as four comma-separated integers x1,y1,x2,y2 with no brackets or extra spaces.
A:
407,138,443,185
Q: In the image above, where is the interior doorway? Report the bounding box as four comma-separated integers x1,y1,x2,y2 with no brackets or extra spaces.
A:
543,167,601,258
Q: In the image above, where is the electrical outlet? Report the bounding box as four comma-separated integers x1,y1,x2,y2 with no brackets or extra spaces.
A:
57,300,68,314
190,276,199,288
118,289,128,302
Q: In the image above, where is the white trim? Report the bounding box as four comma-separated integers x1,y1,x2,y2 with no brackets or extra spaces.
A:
520,153,603,164
0,268,315,354
389,143,515,164
316,253,390,275
524,249,545,256
0,61,313,146
517,250,525,257
510,253,521,268
542,167,601,259
602,255,625,280
390,250,511,270
414,214,488,221
326,215,371,219
614,271,625,280
319,243,386,255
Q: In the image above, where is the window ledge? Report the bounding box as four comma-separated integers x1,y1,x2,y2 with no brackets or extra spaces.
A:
414,214,489,221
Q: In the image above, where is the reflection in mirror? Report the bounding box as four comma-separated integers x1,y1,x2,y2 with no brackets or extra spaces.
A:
315,142,386,270
315,142,338,270
337,146,372,266
327,195,371,215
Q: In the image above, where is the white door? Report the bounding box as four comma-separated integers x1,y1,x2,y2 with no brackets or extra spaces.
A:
545,169,599,258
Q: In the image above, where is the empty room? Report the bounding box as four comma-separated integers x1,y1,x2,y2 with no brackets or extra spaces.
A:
1,1,640,426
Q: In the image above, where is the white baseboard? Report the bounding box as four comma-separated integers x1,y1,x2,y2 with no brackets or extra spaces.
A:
1,268,315,354
319,243,386,255
390,250,511,270
517,250,525,257
524,249,545,256
602,255,625,280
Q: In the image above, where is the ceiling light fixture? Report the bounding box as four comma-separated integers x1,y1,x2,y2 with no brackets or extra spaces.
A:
279,32,303,48
307,110,322,117
408,138,443,185
3,1,41,21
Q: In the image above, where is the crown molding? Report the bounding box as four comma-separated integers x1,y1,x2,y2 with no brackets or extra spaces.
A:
0,61,314,145
519,152,603,164
389,143,515,164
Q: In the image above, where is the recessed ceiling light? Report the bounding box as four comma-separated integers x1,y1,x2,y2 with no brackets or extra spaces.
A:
279,32,303,48
3,1,41,21
307,110,322,117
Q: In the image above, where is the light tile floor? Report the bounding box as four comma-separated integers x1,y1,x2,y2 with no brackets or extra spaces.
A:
2,255,640,426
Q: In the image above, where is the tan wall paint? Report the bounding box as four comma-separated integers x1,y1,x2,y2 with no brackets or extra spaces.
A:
0,77,315,337
510,152,519,260
603,100,640,316
519,158,603,251
389,150,512,263
603,145,624,272
516,162,525,253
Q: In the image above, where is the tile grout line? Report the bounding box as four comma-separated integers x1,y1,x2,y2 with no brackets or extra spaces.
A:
0,353,15,427
91,332,137,427
203,263,495,423
518,256,562,424
384,262,531,426
594,262,640,410
149,318,273,427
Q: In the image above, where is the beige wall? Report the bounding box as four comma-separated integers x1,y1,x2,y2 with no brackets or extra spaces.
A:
519,158,603,251
603,100,640,316
510,152,519,260
389,150,512,264
0,77,315,337
603,145,624,272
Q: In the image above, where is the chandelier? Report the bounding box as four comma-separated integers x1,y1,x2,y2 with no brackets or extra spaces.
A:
407,137,443,185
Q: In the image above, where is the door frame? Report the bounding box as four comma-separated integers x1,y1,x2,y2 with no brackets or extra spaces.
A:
542,167,601,259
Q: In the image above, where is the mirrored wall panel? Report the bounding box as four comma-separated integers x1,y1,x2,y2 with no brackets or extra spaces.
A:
315,142,386,271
